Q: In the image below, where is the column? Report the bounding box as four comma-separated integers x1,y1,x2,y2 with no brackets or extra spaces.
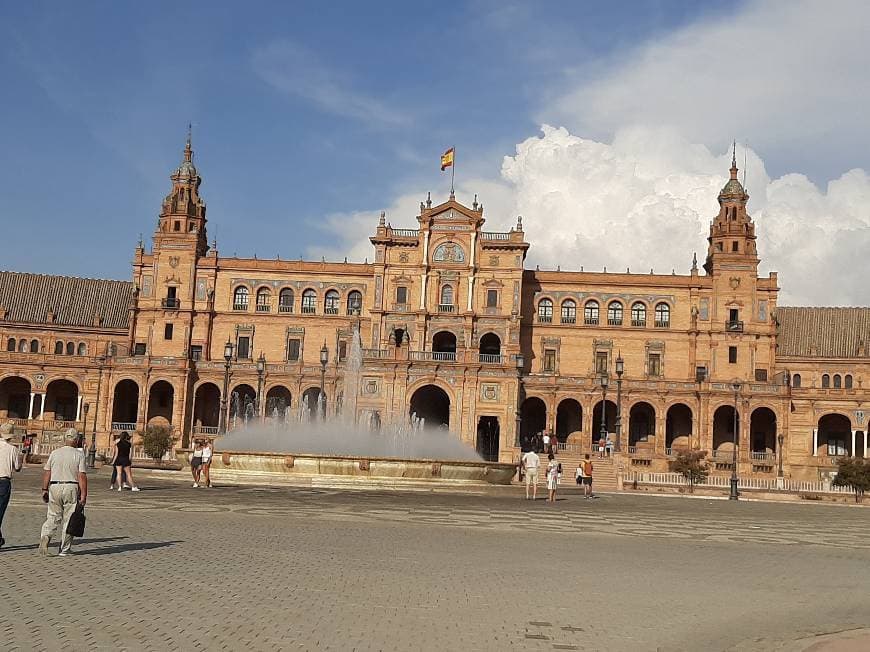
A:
864,431,868,458
420,273,428,310
852,430,858,457
812,428,818,456
467,275,475,311
75,395,83,422
27,392,35,419
38,394,44,420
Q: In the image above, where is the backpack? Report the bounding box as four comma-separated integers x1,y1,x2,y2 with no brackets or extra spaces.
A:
583,461,593,476
557,463,562,474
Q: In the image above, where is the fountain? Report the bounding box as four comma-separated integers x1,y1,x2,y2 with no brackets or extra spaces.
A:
178,327,516,485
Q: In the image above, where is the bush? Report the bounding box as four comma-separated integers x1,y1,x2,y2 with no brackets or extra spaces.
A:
833,458,870,503
141,425,174,461
670,449,709,492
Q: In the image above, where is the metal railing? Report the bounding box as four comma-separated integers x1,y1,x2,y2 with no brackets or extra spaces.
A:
631,319,646,327
561,316,576,324
654,320,670,328
362,348,392,359
438,304,455,313
750,451,775,462
607,318,623,326
301,306,316,314
324,307,339,315
111,422,137,432
278,304,294,313
478,353,504,364
584,317,599,325
256,304,271,312
726,320,744,332
390,228,420,237
161,298,180,308
627,472,855,495
480,231,511,240
193,425,220,435
537,314,552,323
232,303,248,311
410,351,457,362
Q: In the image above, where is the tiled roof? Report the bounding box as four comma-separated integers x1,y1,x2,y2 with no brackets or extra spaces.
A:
0,271,132,330
777,307,870,358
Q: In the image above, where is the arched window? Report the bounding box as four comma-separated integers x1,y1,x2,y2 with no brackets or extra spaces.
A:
324,290,340,314
821,374,830,388
654,303,671,328
54,341,64,355
77,343,87,356
584,300,599,325
792,373,802,388
18,339,27,352
631,302,647,327
440,284,454,308
30,339,39,353
537,298,553,323
256,288,271,312
845,374,853,389
66,342,75,355
607,301,623,326
233,286,249,311
833,374,842,389
302,289,317,313
6,338,15,352
347,290,362,315
278,288,294,313
561,300,576,324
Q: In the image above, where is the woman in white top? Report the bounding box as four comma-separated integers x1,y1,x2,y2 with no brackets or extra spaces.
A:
190,440,203,487
546,453,559,503
200,440,213,488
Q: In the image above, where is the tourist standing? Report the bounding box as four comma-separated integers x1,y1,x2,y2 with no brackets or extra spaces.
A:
546,453,559,503
582,454,594,498
114,432,139,491
575,462,585,486
190,440,203,487
39,429,87,556
521,448,541,500
597,437,606,459
542,432,550,455
200,439,213,488
107,434,119,489
605,434,614,457
0,423,24,549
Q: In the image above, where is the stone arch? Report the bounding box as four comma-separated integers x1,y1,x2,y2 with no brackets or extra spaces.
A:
592,399,618,446
665,403,693,450
628,401,656,446
409,384,451,429
817,413,852,456
0,375,32,420
301,386,325,420
193,382,221,431
479,332,501,355
229,384,257,425
45,378,79,422
432,330,457,354
520,396,547,451
111,379,140,425
146,380,175,426
265,385,292,421
712,405,739,453
750,407,777,455
555,398,582,443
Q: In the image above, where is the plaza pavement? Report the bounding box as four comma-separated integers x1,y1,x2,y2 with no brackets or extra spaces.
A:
1,467,868,651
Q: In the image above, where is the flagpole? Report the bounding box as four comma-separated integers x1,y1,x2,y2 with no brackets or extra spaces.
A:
450,146,456,197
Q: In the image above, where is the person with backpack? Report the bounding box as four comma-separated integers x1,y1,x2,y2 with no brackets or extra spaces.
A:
581,454,594,498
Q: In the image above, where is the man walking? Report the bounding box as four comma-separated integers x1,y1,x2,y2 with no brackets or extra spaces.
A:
581,454,594,498
39,429,87,557
0,423,24,549
521,448,541,500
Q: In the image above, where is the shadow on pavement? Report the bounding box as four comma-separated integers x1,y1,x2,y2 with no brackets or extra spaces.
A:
79,540,183,555
0,535,129,552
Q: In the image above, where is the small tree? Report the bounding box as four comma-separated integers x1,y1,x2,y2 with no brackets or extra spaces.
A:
141,424,174,461
833,458,870,503
670,450,709,492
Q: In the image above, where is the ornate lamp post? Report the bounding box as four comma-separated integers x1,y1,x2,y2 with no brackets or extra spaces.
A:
515,353,524,448
219,340,234,434
256,353,266,422
599,373,609,451
730,381,741,500
87,355,105,468
82,402,90,456
777,433,785,478
615,353,624,452
319,342,329,420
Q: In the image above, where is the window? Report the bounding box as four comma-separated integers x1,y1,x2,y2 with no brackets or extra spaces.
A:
237,336,251,360
279,288,294,313
596,351,608,374
66,342,75,355
18,339,27,352
167,286,177,299
395,286,408,305
584,300,600,325
302,289,317,313
561,300,576,324
543,348,556,373
440,284,454,306
486,289,498,308
728,346,737,364
716,242,723,252
324,290,340,315
607,301,623,326
134,343,147,356
190,345,202,361
164,324,173,340
54,341,63,355
5,338,14,352
338,340,348,361
30,339,38,353
732,241,739,252
173,220,181,232
792,373,802,388
233,286,249,311
347,290,363,315
654,303,670,328
755,369,768,381
631,302,646,327
845,374,853,389
648,353,661,377
821,374,830,388
833,374,842,389
729,308,739,321
695,366,708,382
77,343,87,356
537,298,553,323
256,288,272,312
287,338,301,361
827,438,847,457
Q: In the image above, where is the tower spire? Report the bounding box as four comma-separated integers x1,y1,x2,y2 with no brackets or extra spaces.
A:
184,123,193,163
730,140,738,180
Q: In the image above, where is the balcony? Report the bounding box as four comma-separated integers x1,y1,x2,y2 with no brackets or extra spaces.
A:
278,304,294,313
232,303,248,312
561,316,576,324
324,307,339,315
438,304,455,313
584,317,599,326
410,351,457,362
161,298,180,309
111,422,138,432
631,319,646,327
256,304,271,312
301,306,316,314
537,314,552,323
607,318,623,326
478,353,504,364
726,320,744,332
654,320,670,328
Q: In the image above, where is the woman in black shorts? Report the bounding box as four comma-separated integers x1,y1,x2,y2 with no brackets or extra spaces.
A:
114,432,140,491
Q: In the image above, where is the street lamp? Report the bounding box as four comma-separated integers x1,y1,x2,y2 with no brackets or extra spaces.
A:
219,340,234,434
88,355,105,468
615,353,624,452
777,433,785,478
515,353,524,448
599,373,609,453
82,402,90,457
319,342,329,420
256,353,266,422
730,381,741,500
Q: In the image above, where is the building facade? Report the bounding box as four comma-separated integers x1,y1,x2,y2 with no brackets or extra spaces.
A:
1,138,867,480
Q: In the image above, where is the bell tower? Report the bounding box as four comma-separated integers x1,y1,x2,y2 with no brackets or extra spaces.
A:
703,144,758,276
154,128,208,257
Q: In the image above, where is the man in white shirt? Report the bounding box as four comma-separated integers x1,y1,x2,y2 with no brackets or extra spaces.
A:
0,423,24,549
521,449,541,500
39,429,88,557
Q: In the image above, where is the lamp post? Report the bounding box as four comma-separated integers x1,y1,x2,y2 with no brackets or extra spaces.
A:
219,340,234,434
730,381,741,500
256,353,266,422
82,402,90,457
319,342,329,420
599,373,609,453
615,353,624,452
515,353,524,448
777,433,785,478
87,355,105,468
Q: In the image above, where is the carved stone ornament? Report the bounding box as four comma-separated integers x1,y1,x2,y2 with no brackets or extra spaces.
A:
729,276,741,289
433,242,466,263
169,256,180,268
398,252,409,263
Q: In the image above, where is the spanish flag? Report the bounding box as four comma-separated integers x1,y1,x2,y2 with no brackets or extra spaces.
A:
440,147,455,171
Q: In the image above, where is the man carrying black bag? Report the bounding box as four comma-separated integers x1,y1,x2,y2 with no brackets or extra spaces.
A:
39,428,88,557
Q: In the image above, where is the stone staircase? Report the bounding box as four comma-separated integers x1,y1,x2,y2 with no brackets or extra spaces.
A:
522,450,620,493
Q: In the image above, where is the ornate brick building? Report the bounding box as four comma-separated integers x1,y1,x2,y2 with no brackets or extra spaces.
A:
0,139,867,480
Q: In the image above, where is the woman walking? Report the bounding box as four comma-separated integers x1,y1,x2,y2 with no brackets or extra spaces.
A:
190,439,204,487
107,434,119,489
114,432,139,491
200,439,213,488
546,453,559,503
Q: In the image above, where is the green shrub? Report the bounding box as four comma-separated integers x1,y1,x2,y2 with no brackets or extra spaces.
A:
141,424,174,461
670,449,709,492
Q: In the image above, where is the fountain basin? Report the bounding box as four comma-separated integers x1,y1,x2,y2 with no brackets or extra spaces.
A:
177,449,517,485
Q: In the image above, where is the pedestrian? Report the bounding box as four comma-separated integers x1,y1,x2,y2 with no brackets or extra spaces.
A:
605,434,614,457
200,439,213,488
521,447,541,500
114,432,139,491
546,453,559,503
22,433,34,462
39,429,87,556
107,433,120,489
0,423,24,549
598,437,605,459
575,461,585,486
190,439,204,487
582,454,594,498
542,431,550,454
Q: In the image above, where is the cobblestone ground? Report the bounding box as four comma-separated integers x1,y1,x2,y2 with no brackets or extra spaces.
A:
1,468,869,651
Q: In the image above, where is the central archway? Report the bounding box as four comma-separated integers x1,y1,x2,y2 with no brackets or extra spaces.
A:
409,384,450,428
0,376,32,420
111,380,140,426
556,398,582,443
